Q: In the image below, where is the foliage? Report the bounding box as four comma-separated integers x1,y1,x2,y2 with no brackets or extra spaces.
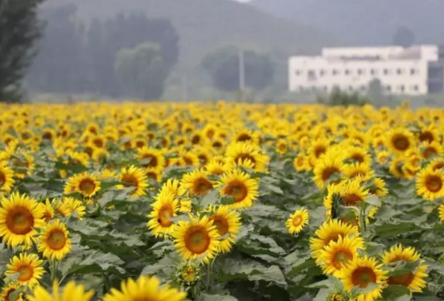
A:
0,0,44,102
317,88,371,106
114,42,166,100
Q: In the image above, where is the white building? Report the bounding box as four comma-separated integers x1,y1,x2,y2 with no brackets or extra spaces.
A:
289,45,444,95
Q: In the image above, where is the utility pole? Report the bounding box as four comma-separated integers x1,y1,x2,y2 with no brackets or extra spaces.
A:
239,49,245,102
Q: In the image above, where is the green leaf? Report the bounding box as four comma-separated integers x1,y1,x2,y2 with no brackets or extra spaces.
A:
198,294,239,301
9,286,26,301
380,285,411,301
364,195,381,207
374,221,428,238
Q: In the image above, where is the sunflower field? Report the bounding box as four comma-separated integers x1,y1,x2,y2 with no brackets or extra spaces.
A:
1,102,444,301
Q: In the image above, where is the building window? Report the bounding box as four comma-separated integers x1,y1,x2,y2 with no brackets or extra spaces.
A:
295,70,302,76
412,85,419,91
400,85,405,92
345,69,350,75
349,85,354,91
370,69,376,75
411,69,417,75
332,69,338,75
319,70,325,76
386,85,391,92
384,69,389,75
357,69,365,75
360,86,366,91
397,69,403,75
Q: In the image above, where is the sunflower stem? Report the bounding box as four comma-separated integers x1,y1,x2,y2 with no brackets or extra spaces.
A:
359,205,367,239
206,259,215,291
50,259,58,282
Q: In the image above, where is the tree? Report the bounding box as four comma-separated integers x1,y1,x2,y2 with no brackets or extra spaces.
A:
393,26,415,48
114,42,166,100
0,0,44,102
202,46,275,91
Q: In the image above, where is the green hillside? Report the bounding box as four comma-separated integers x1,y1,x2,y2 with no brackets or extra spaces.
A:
41,0,338,71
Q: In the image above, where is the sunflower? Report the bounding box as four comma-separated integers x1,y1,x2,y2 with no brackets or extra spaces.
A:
28,280,94,301
147,191,179,238
159,179,184,197
178,149,200,166
346,163,372,182
430,157,444,171
286,208,309,234
1,282,23,301
179,199,192,213
181,169,214,196
206,160,230,176
416,167,444,201
318,235,364,277
276,139,289,154
38,219,72,261
5,253,45,287
207,205,241,253
92,147,109,162
386,128,414,155
293,153,309,172
137,147,165,170
418,123,438,143
0,162,15,192
64,172,101,198
173,215,220,263
382,244,427,292
376,150,390,164
225,142,269,172
339,256,388,301
308,138,331,164
211,137,226,153
421,141,443,160
368,177,388,197
389,156,407,179
117,165,149,197
10,150,35,179
178,262,200,285
103,276,186,301
439,203,444,222
219,169,259,209
39,199,55,222
339,178,370,207
0,193,45,247
233,129,260,145
310,219,360,261
345,146,371,165
54,197,86,220
313,149,346,189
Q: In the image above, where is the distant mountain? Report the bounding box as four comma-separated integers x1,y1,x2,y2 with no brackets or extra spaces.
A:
41,0,338,71
252,0,444,46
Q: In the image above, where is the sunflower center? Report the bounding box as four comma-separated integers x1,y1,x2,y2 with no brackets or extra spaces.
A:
392,135,409,151
388,273,415,287
158,206,173,227
225,180,248,203
142,154,158,168
322,167,340,181
296,157,304,167
351,154,364,163
351,267,377,288
191,135,201,144
324,232,341,246
185,227,211,254
47,229,67,250
198,154,209,165
426,175,443,192
136,140,146,148
333,250,353,269
121,174,139,188
314,146,326,158
292,215,302,227
343,194,363,206
0,171,5,187
420,131,434,143
193,178,213,195
147,172,158,181
18,265,33,282
213,141,222,149
433,162,444,171
210,216,229,236
93,138,104,148
5,288,18,301
237,133,252,142
236,154,256,166
182,266,197,283
7,207,34,235
278,143,286,152
183,156,194,166
79,179,96,195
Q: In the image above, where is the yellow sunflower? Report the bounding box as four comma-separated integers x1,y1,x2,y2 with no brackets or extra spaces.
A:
376,150,390,164
146,168,162,183
0,162,15,192
339,178,370,207
173,215,220,263
225,142,269,172
28,280,94,301
206,160,230,176
233,129,260,145
421,141,443,160
310,219,360,261
38,199,55,222
159,179,184,197
207,205,241,253
285,208,309,235
147,191,179,238
368,177,388,197
0,193,45,247
103,276,186,301
430,157,444,171
64,172,101,198
318,235,364,277
219,169,259,209
389,156,407,179
178,149,200,167
386,128,414,155
54,197,86,220
416,167,444,201
117,165,149,197
293,153,309,172
1,282,23,301
439,203,444,222
313,148,345,189
5,253,45,287
181,169,214,196
308,138,331,164
344,162,374,180
137,147,165,170
382,244,427,293
345,146,371,165
38,219,72,261
10,150,35,179
339,256,388,301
